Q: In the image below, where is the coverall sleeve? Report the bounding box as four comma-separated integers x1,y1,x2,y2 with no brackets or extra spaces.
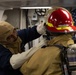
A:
17,26,41,45
0,44,13,70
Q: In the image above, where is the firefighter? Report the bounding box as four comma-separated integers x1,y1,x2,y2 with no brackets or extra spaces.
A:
0,21,46,75
20,7,76,75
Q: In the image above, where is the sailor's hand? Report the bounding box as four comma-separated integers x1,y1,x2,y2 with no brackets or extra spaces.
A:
37,22,46,35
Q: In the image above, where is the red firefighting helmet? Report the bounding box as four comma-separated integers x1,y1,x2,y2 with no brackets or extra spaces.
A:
45,7,76,33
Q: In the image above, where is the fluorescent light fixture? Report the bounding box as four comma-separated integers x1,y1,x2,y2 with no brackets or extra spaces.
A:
20,7,52,9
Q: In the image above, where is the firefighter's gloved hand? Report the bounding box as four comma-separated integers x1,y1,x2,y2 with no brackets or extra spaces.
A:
37,22,46,35
69,44,76,49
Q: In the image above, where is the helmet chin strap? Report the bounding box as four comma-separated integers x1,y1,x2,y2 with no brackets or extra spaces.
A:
43,30,55,40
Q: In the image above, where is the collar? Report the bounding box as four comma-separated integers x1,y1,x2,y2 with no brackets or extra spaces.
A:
47,34,74,47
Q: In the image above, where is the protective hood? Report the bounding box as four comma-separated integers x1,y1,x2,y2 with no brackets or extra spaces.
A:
0,21,14,44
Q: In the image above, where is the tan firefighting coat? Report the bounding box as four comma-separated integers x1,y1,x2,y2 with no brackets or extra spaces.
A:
20,34,74,75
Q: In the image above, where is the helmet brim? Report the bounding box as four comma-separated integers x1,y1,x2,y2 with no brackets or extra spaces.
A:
46,25,76,33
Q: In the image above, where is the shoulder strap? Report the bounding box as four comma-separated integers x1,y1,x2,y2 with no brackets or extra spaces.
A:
54,45,71,75
54,44,66,50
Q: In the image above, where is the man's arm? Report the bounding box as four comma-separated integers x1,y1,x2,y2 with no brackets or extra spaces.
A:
17,23,45,45
17,26,40,45
0,44,37,70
